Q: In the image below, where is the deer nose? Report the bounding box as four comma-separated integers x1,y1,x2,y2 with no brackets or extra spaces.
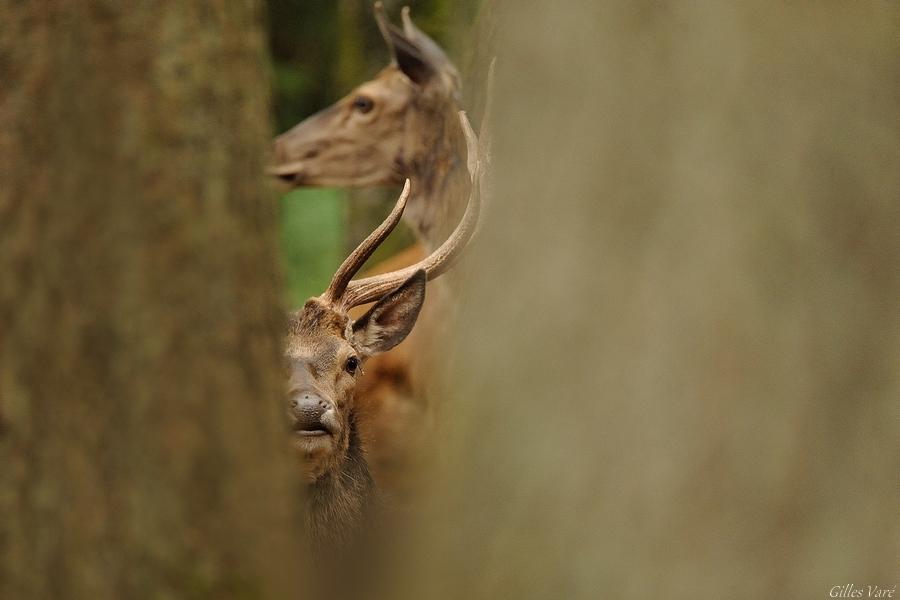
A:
289,392,330,432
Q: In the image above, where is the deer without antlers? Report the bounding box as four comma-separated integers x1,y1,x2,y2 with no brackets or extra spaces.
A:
286,113,481,552
270,2,469,249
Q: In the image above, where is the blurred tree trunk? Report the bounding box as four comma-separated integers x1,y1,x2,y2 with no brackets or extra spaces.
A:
460,0,496,142
403,2,900,599
0,3,302,599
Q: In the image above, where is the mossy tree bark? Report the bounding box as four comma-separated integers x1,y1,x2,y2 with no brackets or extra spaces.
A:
0,3,302,598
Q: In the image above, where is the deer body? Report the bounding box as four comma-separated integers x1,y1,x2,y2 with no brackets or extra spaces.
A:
272,4,471,500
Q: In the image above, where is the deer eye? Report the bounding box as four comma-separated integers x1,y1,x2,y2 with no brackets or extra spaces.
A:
351,95,374,114
345,356,360,375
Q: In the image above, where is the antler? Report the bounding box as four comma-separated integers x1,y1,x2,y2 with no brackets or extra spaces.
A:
322,179,411,304
328,110,482,310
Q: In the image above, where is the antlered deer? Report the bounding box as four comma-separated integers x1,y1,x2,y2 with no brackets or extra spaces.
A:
270,4,480,500
288,113,481,552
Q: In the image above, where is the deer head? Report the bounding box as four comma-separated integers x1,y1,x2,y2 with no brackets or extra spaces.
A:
285,113,481,485
269,2,461,189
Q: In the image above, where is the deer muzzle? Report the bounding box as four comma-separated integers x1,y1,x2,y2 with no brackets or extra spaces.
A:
288,391,340,437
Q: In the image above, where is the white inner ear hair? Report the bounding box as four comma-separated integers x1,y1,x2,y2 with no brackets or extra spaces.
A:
344,320,355,342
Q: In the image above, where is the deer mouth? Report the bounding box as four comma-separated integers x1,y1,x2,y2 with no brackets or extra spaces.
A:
292,417,333,438
291,405,340,440
267,161,307,186
292,422,334,456
295,427,328,437
292,413,339,467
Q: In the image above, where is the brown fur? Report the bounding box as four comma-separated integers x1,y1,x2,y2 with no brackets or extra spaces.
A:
305,415,376,554
286,272,426,552
272,8,469,501
270,17,470,250
287,301,379,554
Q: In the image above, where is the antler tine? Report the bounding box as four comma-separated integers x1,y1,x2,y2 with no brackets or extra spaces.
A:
322,179,411,305
341,111,481,309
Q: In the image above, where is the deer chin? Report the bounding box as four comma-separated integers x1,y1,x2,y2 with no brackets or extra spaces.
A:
295,430,329,451
294,431,336,482
292,407,345,480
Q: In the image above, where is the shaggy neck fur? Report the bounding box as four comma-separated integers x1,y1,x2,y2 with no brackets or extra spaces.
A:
305,415,377,554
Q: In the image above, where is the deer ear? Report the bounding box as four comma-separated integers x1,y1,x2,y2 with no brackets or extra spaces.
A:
374,2,435,85
392,31,437,85
400,6,454,76
352,270,426,355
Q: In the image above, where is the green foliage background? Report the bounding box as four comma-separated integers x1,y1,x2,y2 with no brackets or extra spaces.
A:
277,189,344,307
266,0,480,305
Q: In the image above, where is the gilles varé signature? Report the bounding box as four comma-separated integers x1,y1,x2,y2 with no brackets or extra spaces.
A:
830,584,897,598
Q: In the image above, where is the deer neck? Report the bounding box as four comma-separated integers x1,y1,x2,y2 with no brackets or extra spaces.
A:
305,418,376,552
401,97,470,253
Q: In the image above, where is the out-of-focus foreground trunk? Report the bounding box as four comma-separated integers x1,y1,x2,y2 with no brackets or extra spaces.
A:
0,3,302,599
405,3,900,599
